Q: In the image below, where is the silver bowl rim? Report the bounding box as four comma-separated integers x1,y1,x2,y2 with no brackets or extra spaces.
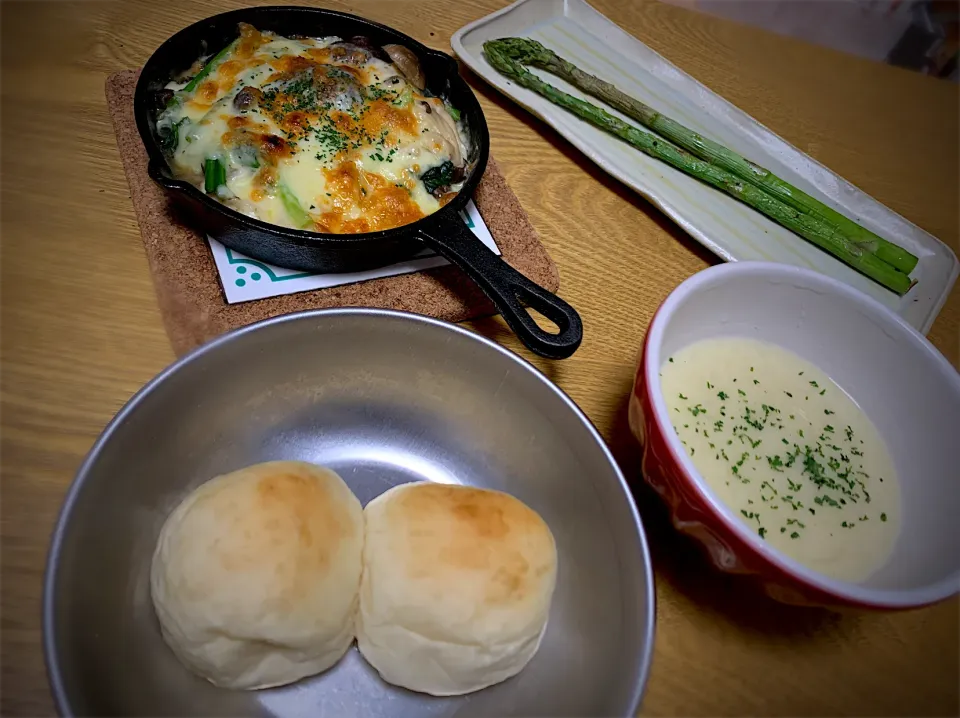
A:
42,307,656,716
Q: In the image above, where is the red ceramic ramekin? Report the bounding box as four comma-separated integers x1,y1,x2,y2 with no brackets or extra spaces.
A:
628,262,960,609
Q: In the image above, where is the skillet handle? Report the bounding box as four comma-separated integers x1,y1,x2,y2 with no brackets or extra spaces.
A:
416,212,583,359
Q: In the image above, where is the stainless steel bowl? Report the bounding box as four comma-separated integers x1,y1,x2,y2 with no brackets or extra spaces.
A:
43,309,655,717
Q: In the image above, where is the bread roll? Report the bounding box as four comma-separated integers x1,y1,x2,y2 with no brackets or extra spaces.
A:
356,482,557,696
150,461,364,690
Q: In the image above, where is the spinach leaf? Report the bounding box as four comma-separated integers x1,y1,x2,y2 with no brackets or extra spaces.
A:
158,118,187,155
420,161,454,195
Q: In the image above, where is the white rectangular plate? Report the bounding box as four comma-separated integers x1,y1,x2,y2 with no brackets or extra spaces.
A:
452,0,958,333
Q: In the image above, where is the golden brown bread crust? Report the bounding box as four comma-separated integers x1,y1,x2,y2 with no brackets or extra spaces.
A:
151,461,364,690
357,482,557,695
390,484,552,607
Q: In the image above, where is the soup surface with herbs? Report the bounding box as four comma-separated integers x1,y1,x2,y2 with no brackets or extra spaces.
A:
155,23,470,233
660,337,900,583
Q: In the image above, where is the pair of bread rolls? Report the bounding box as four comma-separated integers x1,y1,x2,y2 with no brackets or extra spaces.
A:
150,461,557,695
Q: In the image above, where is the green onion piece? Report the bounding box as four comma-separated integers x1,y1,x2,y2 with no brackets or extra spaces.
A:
278,183,312,229
204,157,226,194
183,40,238,94
446,105,461,122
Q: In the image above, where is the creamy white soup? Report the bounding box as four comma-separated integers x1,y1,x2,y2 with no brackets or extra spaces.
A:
660,337,900,583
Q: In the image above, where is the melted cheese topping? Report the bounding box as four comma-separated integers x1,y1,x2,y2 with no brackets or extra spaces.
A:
157,23,469,233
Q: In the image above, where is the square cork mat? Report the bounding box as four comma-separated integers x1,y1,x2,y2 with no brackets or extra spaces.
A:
105,70,560,356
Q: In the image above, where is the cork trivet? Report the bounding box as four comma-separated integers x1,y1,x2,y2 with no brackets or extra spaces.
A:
105,70,560,356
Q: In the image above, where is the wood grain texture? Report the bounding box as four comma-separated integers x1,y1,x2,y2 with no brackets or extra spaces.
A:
1,1,957,716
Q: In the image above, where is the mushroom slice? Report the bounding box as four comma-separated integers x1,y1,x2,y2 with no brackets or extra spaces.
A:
347,36,391,63
383,44,425,89
412,97,465,167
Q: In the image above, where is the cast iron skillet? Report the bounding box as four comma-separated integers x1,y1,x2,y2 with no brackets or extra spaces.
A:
134,6,583,359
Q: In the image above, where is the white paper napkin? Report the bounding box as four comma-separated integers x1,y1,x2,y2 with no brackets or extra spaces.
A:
208,199,499,304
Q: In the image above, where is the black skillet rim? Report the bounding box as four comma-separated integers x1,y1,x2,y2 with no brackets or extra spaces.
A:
133,5,490,249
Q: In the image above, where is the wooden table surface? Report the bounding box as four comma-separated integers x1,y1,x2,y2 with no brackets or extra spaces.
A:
2,0,958,715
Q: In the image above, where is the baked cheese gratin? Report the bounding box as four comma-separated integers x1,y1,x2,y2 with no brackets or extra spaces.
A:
155,23,470,233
